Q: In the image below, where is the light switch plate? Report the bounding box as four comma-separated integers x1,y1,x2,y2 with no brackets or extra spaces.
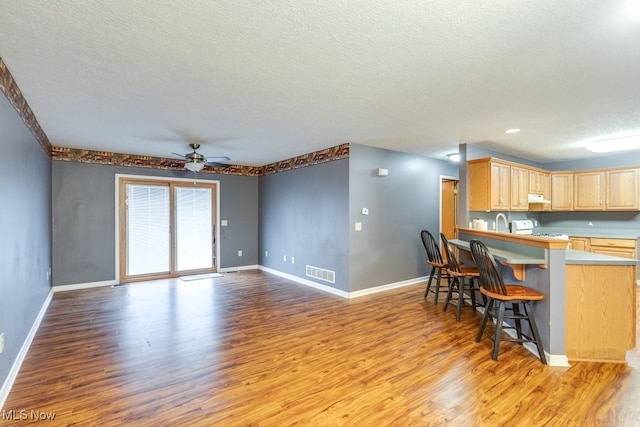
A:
221,219,228,226
355,222,362,231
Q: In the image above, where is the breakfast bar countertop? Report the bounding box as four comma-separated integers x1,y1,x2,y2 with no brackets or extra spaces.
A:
449,239,546,264
450,239,638,266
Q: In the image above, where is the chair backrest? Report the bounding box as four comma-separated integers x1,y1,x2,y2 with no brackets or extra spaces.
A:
420,230,443,264
440,233,461,273
469,239,508,295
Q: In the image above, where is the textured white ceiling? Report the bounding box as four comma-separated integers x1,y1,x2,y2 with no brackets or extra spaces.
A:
1,0,640,165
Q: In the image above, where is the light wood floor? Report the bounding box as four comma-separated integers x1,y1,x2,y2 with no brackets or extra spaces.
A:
4,270,640,426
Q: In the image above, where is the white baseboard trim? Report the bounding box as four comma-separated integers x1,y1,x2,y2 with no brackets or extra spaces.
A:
500,322,570,367
546,353,570,367
0,288,54,410
348,276,428,298
258,266,350,298
53,279,118,292
259,266,427,299
220,265,260,273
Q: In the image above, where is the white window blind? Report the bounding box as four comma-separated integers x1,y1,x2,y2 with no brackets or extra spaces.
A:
126,184,170,275
175,186,213,271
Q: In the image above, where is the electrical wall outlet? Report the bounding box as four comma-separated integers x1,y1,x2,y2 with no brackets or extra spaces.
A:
0,333,4,354
291,257,295,264
265,251,268,257
237,250,243,256
283,255,287,262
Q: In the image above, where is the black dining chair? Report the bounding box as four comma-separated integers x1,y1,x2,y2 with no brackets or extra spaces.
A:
421,230,450,303
440,233,484,321
469,239,547,364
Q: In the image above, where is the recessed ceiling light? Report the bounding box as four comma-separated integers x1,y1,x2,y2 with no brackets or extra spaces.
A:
585,132,640,153
505,128,521,134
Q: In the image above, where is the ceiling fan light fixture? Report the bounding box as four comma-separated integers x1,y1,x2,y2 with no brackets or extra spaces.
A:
447,153,460,162
184,160,205,172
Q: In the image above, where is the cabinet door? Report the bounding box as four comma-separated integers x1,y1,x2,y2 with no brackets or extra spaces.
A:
606,168,639,210
510,166,529,210
529,170,550,198
569,237,589,251
490,162,510,210
574,171,604,210
589,238,637,259
590,247,637,259
551,173,573,211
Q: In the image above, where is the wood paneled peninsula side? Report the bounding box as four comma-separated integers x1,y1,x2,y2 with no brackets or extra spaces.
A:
452,228,637,365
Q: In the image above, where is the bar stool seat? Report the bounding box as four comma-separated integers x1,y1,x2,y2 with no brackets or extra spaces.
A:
441,233,484,321
470,239,547,364
421,230,450,303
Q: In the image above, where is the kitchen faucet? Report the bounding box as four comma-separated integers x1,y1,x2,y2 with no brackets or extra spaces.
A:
495,213,508,232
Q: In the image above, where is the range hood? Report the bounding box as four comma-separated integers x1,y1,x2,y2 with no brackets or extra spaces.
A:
528,194,551,204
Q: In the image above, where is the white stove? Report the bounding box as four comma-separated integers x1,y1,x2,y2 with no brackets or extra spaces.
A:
510,220,570,240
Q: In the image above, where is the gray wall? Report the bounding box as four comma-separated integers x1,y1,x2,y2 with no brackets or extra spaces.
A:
0,95,51,384
258,158,350,291
348,144,458,291
52,161,258,286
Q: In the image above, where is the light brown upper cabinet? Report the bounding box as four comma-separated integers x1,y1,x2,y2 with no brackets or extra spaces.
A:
468,158,510,211
510,166,529,210
468,159,640,212
574,168,639,211
551,172,574,211
574,171,604,210
529,169,550,199
605,168,639,210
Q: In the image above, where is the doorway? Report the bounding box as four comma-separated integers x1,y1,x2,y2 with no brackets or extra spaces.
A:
441,178,458,239
118,176,219,283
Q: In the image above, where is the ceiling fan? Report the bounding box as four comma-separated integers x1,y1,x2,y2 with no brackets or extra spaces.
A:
172,143,231,172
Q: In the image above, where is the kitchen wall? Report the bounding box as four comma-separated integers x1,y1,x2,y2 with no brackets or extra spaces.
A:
0,94,51,393
52,161,258,286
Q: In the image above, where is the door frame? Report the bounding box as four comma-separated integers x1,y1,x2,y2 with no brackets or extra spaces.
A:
440,175,459,239
115,173,221,283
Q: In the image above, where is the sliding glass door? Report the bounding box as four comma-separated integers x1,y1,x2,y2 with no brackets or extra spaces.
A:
119,178,218,283
175,186,213,271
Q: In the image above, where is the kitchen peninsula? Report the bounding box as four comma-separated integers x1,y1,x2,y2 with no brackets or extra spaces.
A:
452,228,637,365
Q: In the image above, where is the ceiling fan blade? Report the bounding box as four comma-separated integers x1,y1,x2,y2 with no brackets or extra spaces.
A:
171,152,187,159
207,162,232,168
206,156,231,163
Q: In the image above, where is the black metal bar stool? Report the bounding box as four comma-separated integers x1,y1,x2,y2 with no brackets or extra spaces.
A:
440,233,484,321
469,239,547,364
420,230,450,303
